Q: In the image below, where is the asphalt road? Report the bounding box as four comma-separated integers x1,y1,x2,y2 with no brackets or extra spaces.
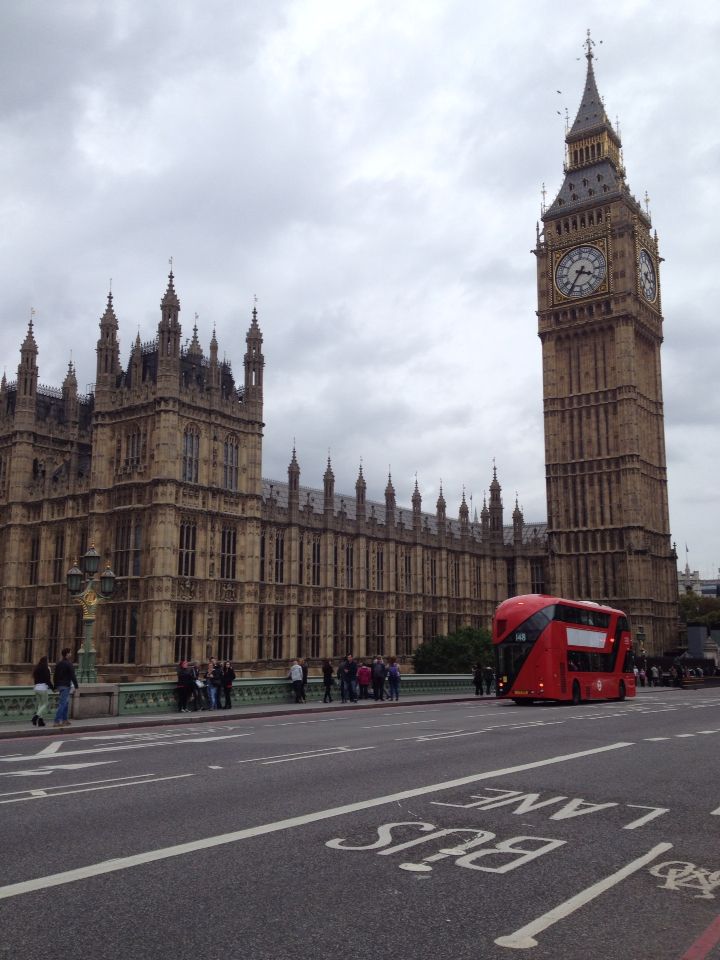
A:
1,687,718,960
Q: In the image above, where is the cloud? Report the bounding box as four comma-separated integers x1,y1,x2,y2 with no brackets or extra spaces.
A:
1,0,718,576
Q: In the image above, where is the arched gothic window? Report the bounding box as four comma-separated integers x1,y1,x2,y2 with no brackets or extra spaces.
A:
182,427,200,483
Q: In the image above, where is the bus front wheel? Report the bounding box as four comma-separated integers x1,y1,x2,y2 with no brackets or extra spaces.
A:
571,681,581,706
618,681,626,702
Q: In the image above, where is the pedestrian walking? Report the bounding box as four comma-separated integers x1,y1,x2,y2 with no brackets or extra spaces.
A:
52,648,78,727
176,659,194,712
31,656,53,727
289,659,304,703
472,663,483,696
483,665,495,696
222,660,236,709
322,659,335,703
387,658,401,701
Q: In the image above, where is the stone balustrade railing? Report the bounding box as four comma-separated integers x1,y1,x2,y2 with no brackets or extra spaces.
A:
0,674,474,724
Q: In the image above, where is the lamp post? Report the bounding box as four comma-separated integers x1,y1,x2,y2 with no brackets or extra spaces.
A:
636,625,647,663
66,544,116,683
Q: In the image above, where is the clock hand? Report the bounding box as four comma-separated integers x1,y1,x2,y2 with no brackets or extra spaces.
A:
568,265,589,292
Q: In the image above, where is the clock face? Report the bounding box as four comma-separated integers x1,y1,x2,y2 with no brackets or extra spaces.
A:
555,245,607,298
638,249,657,302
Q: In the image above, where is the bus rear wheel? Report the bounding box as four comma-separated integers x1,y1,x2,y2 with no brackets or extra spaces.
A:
571,681,581,706
618,681,626,702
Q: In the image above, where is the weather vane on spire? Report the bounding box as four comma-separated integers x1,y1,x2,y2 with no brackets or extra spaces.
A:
168,256,174,274
584,29,595,59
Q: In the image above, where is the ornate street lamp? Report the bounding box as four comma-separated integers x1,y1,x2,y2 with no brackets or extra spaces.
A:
66,543,117,683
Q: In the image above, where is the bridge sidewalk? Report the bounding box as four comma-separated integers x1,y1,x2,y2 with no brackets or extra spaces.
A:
0,691,487,741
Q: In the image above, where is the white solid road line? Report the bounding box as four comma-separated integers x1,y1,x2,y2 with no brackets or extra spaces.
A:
0,740,632,901
0,773,194,804
263,746,375,764
0,732,252,763
494,842,673,950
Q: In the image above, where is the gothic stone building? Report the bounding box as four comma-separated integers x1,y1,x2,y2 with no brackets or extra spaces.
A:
535,38,678,653
0,45,678,682
0,275,548,683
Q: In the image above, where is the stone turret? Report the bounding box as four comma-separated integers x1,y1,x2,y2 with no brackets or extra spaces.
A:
15,316,38,427
385,472,396,528
244,305,264,407
436,483,446,533
157,271,181,391
62,360,79,426
412,477,422,532
288,446,300,518
355,464,366,522
95,290,120,406
513,496,524,545
489,466,503,544
323,457,335,517
459,489,469,535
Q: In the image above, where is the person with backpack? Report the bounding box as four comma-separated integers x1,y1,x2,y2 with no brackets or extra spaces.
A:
387,657,401,701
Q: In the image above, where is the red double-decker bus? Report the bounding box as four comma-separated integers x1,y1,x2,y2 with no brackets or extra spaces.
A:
493,594,636,705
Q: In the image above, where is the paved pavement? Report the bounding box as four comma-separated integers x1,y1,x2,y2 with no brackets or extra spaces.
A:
0,690,484,739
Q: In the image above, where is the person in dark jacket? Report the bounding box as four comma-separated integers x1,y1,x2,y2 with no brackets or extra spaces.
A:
300,658,308,702
31,656,54,727
472,663,483,696
340,655,358,703
484,665,495,696
321,659,334,703
222,661,236,709
176,660,194,712
189,660,207,711
53,648,78,727
371,657,387,701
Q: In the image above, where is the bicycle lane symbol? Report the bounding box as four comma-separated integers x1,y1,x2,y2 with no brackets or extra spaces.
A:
650,861,720,900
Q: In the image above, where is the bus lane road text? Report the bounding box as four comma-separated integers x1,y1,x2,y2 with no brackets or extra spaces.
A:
432,785,670,830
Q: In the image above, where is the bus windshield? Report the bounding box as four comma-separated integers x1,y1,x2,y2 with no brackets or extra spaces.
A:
494,605,554,691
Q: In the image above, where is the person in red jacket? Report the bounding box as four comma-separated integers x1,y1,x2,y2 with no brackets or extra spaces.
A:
357,661,372,699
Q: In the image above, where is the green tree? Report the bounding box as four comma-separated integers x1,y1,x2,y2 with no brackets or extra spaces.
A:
678,592,720,627
412,626,493,674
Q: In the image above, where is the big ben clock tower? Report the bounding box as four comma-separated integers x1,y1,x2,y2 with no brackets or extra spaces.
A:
535,34,678,654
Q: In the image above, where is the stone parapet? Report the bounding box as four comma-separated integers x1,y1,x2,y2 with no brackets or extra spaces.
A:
0,674,473,724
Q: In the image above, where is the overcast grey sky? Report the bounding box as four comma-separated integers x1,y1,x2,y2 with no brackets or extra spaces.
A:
1,0,718,576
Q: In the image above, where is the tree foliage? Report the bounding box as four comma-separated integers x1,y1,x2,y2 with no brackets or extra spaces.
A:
678,592,720,627
412,626,493,674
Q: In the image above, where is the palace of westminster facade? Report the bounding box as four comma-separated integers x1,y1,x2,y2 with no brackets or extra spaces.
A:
0,45,679,682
